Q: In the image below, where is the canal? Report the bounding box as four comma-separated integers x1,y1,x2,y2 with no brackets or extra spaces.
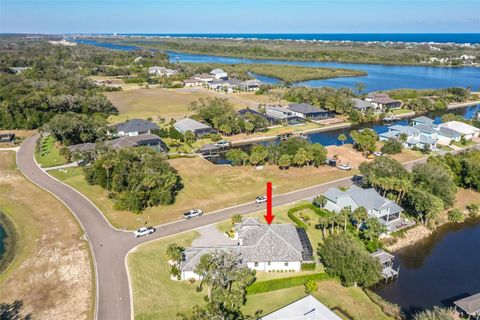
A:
375,217,480,314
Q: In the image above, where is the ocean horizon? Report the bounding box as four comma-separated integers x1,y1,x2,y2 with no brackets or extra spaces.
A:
108,33,480,44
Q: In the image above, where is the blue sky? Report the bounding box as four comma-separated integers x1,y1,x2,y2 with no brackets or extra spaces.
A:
1,0,479,34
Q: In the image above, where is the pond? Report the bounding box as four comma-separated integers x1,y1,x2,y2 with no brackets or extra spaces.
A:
375,217,480,314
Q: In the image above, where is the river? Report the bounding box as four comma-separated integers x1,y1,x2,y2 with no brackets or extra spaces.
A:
75,39,480,92
375,217,480,314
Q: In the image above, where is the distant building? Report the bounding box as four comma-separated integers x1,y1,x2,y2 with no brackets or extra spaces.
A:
365,93,402,111
261,295,341,320
288,103,332,120
173,118,215,137
148,66,178,77
193,73,215,83
210,68,228,80
411,116,435,126
379,124,438,150
183,78,203,87
238,108,277,125
266,105,305,125
323,186,404,232
106,134,166,152
439,121,480,140
179,218,313,280
68,142,97,153
352,98,374,112
241,79,262,91
48,39,76,46
114,119,160,137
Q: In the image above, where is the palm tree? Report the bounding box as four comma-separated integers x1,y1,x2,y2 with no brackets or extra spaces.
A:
231,214,242,226
338,134,347,145
352,207,368,232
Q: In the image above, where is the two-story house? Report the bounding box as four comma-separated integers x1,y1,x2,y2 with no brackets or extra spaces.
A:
323,186,404,232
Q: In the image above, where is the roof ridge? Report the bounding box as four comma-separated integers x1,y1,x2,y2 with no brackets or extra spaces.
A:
268,226,303,255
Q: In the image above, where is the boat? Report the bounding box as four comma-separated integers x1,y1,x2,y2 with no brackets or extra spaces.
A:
383,114,400,122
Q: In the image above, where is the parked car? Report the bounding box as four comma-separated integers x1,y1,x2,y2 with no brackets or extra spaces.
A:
183,209,203,219
337,164,352,171
352,174,363,184
373,151,383,156
214,140,230,148
255,196,267,204
133,227,155,238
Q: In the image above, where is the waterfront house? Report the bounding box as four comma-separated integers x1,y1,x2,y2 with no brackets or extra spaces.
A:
266,105,305,125
352,98,375,112
411,116,435,126
288,103,332,120
174,118,216,137
323,186,404,232
439,121,480,140
379,124,438,149
114,119,160,137
210,68,228,80
179,218,313,280
241,79,262,91
238,108,278,125
148,66,178,77
106,134,166,152
208,79,226,90
365,93,402,111
261,295,341,320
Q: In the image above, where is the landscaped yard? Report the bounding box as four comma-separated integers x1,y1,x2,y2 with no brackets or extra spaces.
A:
50,157,356,229
0,152,93,319
35,135,68,168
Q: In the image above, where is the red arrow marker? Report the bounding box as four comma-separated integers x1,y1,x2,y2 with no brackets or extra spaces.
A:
264,181,275,225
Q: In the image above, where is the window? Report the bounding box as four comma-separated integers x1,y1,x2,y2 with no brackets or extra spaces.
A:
267,262,271,266
284,262,289,267
254,262,258,267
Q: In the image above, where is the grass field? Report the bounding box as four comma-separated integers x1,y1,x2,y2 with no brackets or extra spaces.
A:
35,136,68,168
128,208,391,320
0,152,93,320
50,157,356,229
203,63,367,82
106,87,216,123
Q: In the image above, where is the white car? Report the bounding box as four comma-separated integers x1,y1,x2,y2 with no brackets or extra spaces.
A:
255,196,267,204
373,151,383,156
183,209,203,219
134,227,155,238
214,140,230,148
337,164,352,171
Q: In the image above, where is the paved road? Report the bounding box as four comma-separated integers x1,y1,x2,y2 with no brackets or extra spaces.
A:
15,134,479,320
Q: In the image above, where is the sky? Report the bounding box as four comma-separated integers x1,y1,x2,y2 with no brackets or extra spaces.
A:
1,0,479,34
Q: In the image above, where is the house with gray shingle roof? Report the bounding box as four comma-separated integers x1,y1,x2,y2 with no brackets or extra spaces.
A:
173,118,215,137
288,103,332,120
106,134,166,152
352,98,374,112
114,119,159,137
179,218,313,280
365,93,401,111
323,186,404,232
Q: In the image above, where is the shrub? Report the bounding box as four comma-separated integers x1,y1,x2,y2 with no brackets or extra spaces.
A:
466,203,479,218
381,140,402,154
304,279,318,294
364,289,403,320
447,208,464,223
301,262,316,271
246,273,330,295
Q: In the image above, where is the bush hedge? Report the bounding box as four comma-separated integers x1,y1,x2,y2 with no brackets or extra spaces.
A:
287,203,329,229
246,273,330,295
301,262,317,271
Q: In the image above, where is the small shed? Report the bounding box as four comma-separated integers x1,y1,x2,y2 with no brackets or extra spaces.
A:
454,293,480,319
0,133,15,143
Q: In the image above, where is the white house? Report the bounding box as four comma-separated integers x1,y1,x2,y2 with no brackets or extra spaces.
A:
323,186,404,232
261,295,341,320
193,73,215,83
379,124,438,150
439,121,480,140
210,68,228,80
183,78,203,87
148,66,178,77
365,93,402,111
179,218,313,281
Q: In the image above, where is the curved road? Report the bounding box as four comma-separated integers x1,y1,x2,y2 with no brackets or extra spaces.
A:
15,134,479,320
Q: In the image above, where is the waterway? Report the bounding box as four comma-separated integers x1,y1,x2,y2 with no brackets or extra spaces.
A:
375,217,480,314
74,39,480,92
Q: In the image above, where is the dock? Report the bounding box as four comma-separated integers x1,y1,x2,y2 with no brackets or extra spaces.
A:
371,250,400,282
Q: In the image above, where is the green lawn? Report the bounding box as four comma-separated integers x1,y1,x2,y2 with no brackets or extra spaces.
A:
452,140,476,148
392,108,414,115
35,136,67,168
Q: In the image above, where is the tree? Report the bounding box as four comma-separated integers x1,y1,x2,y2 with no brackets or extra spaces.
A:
226,149,249,166
318,233,382,287
0,301,32,320
351,206,368,231
166,243,185,263
413,307,454,320
350,129,378,153
412,161,456,207
338,134,347,145
183,130,196,144
355,82,366,94
308,143,327,167
249,145,268,166
231,214,242,225
313,195,327,209
361,218,387,242
467,203,479,218
405,189,444,225
381,140,402,154
278,154,292,169
293,147,312,167
304,279,318,294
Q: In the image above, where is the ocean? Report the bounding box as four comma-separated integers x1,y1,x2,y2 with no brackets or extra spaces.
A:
115,33,480,44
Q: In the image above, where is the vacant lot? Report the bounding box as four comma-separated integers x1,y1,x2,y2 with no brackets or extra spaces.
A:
128,205,391,320
0,152,93,320
35,136,68,168
51,155,356,229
